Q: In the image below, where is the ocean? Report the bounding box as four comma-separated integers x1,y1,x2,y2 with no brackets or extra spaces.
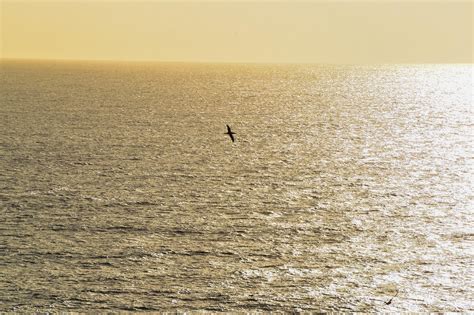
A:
1,60,472,312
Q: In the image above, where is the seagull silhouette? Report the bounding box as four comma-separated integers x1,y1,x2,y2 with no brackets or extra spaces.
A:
225,124,236,142
385,290,399,305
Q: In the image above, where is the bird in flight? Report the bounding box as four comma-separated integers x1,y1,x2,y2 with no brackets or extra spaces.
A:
225,124,236,142
385,290,399,305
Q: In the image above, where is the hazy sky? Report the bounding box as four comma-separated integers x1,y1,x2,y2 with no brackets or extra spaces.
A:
1,1,472,63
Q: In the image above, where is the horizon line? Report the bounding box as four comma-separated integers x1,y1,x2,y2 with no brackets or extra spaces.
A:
1,57,472,66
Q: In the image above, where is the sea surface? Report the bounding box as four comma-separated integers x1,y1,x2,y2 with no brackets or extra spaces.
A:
1,60,472,312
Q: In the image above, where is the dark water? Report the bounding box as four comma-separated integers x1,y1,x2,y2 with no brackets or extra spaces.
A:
1,60,472,312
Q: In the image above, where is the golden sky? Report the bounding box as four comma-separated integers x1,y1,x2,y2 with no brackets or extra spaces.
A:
1,1,472,63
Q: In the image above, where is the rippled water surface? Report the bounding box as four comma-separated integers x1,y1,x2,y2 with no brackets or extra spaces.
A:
1,61,472,312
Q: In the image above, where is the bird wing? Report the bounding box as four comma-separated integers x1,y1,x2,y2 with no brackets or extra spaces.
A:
229,133,235,142
226,124,232,133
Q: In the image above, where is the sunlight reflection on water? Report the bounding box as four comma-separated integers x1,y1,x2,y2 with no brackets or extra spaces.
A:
0,61,472,312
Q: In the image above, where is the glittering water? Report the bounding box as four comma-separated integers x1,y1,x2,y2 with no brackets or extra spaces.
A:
1,60,472,312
